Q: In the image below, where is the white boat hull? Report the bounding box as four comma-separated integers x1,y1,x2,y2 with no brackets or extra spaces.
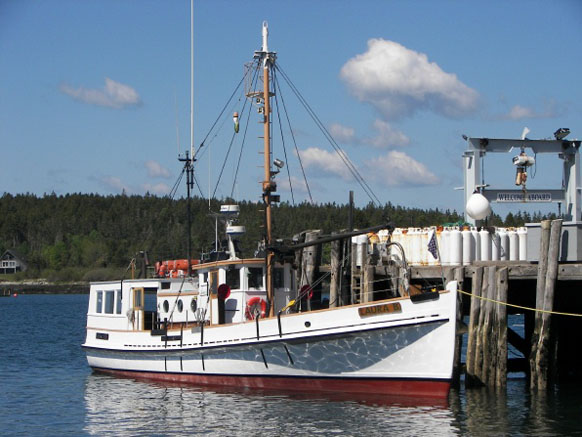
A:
84,284,458,398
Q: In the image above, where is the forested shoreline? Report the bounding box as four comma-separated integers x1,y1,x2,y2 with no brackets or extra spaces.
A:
0,193,553,282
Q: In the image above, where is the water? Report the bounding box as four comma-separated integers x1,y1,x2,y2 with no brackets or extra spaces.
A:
1,294,581,436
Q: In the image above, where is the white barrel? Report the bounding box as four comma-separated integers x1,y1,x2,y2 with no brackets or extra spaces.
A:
441,228,450,266
508,228,519,261
420,228,430,265
409,228,421,265
462,227,473,266
491,229,501,261
450,227,463,266
498,228,509,261
389,228,403,261
479,228,492,261
471,227,481,262
358,234,368,266
517,227,528,261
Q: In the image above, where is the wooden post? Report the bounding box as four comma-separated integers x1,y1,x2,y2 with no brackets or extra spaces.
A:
532,219,562,391
330,235,342,308
294,232,305,311
474,265,489,384
529,220,551,390
451,267,465,387
495,267,508,391
300,230,321,311
466,266,483,387
481,266,496,386
361,244,371,303
350,241,358,304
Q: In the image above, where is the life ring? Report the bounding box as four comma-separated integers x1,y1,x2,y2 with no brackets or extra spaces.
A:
245,297,267,320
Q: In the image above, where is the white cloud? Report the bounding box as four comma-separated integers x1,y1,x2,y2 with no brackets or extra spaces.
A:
101,176,132,193
364,151,439,186
145,160,171,178
340,39,478,119
143,182,171,195
503,102,561,120
329,123,355,143
299,147,354,181
60,77,142,109
329,120,409,148
363,119,410,148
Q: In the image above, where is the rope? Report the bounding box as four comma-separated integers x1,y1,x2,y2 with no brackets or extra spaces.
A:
458,288,582,317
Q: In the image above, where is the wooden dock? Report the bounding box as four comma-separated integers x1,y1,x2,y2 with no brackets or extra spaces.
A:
296,219,582,392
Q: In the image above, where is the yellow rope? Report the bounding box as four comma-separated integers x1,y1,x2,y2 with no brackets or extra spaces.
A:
458,288,582,317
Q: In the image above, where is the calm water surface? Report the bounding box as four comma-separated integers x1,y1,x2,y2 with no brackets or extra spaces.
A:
1,294,581,436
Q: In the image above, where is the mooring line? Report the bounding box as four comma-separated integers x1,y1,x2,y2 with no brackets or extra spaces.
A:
458,288,582,317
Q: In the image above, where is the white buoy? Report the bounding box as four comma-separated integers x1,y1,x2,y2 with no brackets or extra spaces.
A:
508,228,519,261
491,229,501,261
441,228,450,266
450,227,463,266
499,228,509,261
471,227,481,262
462,227,473,266
466,192,492,220
409,228,421,265
480,228,492,261
517,227,528,261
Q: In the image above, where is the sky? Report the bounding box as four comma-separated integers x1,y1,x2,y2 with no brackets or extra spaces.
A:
1,0,581,219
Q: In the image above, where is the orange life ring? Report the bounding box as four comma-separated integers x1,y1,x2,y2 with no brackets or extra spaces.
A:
245,296,267,320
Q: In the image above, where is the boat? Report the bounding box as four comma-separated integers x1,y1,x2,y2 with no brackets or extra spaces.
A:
83,16,459,399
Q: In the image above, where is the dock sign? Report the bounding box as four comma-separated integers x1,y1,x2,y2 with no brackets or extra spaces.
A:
496,192,552,203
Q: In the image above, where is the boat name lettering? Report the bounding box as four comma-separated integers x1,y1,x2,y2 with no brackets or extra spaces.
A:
358,302,402,317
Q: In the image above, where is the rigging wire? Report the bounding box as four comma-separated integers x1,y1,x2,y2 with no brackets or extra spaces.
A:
275,63,382,207
194,69,251,160
230,70,259,198
273,70,313,204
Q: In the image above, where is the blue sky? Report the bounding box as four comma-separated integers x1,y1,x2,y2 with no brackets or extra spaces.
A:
1,0,581,218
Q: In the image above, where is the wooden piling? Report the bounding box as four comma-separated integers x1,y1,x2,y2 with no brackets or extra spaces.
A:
473,265,489,384
361,244,370,303
329,235,342,308
495,267,508,390
466,266,483,387
300,230,321,311
531,219,562,391
452,267,465,387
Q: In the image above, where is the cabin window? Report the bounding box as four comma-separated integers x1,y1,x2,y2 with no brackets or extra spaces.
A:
115,290,122,314
210,271,218,295
163,300,169,313
190,298,197,312
203,272,208,283
104,291,115,314
274,267,284,288
177,299,183,313
248,267,263,289
226,268,240,289
96,291,103,313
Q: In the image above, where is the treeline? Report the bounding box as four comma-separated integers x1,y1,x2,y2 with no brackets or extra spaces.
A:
0,192,555,280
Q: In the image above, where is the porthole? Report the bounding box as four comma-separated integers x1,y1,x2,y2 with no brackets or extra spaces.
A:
177,299,183,313
190,298,197,312
163,300,169,313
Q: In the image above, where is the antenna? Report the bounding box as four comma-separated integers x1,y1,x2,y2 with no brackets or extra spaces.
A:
190,0,194,162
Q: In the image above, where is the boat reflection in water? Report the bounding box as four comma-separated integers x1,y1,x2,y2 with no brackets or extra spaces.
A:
83,374,454,436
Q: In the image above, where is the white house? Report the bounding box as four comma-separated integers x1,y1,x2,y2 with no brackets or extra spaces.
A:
0,250,27,274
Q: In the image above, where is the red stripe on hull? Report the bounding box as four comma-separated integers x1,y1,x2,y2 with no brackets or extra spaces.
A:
92,367,450,401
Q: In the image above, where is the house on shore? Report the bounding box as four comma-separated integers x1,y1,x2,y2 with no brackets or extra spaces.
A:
0,250,27,274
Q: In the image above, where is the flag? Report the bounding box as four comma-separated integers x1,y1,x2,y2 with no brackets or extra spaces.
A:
428,230,438,260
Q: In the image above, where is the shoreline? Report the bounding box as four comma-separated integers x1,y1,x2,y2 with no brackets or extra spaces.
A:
0,281,89,294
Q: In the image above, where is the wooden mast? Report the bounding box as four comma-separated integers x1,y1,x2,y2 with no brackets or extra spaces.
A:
259,22,276,317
